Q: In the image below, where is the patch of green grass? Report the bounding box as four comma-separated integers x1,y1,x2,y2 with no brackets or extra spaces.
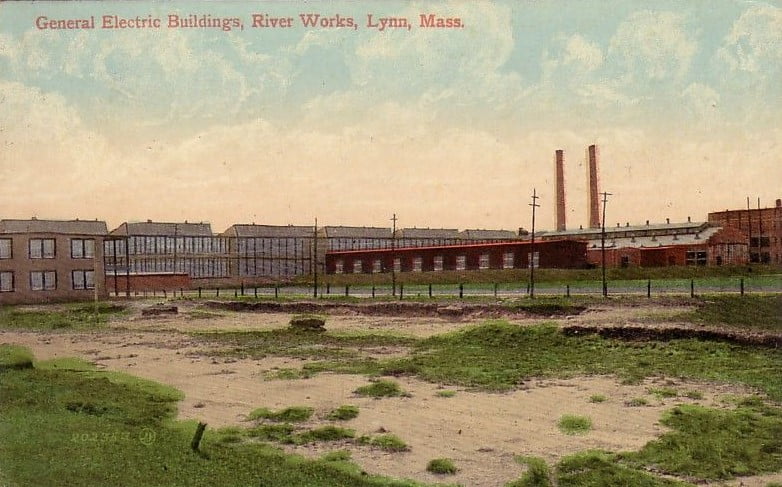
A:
294,426,355,444
626,398,649,407
557,415,593,435
648,387,678,399
354,380,405,398
676,295,782,331
683,390,704,400
588,394,607,403
248,406,314,423
426,458,457,475
507,456,552,487
193,328,417,362
0,355,423,487
391,322,782,400
263,367,317,380
246,423,296,442
435,390,456,398
322,450,352,462
623,402,782,480
557,451,691,486
0,302,126,330
359,434,409,452
0,344,34,370
185,310,223,319
327,405,359,421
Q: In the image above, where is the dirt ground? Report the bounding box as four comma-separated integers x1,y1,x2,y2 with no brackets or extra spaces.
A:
1,300,778,487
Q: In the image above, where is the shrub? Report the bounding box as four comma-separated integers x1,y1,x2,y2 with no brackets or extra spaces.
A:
558,415,593,435
360,434,408,452
625,397,649,407
327,405,359,421
588,394,607,403
427,458,457,475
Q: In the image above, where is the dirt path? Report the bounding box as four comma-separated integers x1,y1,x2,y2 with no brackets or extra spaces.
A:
1,312,755,486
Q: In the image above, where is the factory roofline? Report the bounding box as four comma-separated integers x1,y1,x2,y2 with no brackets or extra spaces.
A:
0,218,108,235
537,220,709,238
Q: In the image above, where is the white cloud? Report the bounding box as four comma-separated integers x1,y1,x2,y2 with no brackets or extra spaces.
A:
609,11,697,80
717,4,782,73
563,34,604,70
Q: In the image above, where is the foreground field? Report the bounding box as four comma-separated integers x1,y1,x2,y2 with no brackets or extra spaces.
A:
1,296,781,486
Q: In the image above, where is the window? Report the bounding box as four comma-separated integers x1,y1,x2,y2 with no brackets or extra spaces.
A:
456,255,466,270
502,252,514,269
30,271,56,291
620,255,630,268
527,251,540,269
685,251,707,266
72,270,95,290
334,260,344,274
0,271,13,292
372,259,382,273
433,256,444,271
479,254,490,270
71,239,95,259
412,257,422,272
393,258,401,272
29,238,55,259
353,260,363,273
0,238,11,259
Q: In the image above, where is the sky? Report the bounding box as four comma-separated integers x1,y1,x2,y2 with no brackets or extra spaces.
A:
1,0,780,233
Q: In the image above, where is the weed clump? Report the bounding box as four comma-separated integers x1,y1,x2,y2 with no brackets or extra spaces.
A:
248,406,313,422
327,405,359,421
426,458,457,475
648,387,678,399
557,415,592,435
354,380,405,398
626,397,649,407
359,434,408,452
294,426,355,444
435,390,456,398
508,456,552,486
588,394,607,403
0,345,34,370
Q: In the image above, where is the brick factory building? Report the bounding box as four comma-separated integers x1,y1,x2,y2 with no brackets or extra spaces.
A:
325,239,588,275
709,199,782,265
0,218,108,304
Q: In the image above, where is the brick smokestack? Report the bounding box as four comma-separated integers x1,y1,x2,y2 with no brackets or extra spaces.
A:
587,144,600,229
555,150,566,231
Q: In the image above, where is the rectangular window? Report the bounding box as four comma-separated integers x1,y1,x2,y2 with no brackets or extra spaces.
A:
30,271,56,291
433,256,444,271
71,270,95,290
29,238,55,259
479,254,490,270
527,251,540,269
0,238,12,259
71,238,95,259
456,255,466,271
393,258,401,272
335,260,344,274
503,252,514,269
412,257,422,272
0,271,13,292
372,259,382,273
353,260,363,274
686,251,707,266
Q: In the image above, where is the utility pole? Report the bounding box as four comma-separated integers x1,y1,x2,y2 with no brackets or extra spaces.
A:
529,189,540,299
391,213,397,297
313,217,318,298
601,191,612,297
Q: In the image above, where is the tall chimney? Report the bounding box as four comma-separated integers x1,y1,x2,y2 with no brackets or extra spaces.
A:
587,144,600,229
555,149,566,231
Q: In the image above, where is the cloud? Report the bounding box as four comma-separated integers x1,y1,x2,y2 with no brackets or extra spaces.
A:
609,10,697,81
717,4,782,73
563,34,604,70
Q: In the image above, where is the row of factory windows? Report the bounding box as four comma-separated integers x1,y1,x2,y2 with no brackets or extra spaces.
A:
109,258,231,278
105,236,230,256
0,270,95,292
334,252,539,274
0,238,95,260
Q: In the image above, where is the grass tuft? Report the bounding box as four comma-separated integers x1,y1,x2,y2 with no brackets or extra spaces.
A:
588,394,607,403
294,426,355,444
248,406,313,423
508,456,552,486
426,458,457,475
648,387,678,399
683,390,704,400
0,345,35,370
327,405,359,421
435,390,456,398
354,380,405,398
625,397,649,407
359,434,409,452
557,415,593,435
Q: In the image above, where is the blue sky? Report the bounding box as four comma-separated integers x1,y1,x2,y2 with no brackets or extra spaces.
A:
0,0,780,231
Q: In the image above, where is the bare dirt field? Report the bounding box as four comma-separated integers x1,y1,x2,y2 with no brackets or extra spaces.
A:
2,300,778,487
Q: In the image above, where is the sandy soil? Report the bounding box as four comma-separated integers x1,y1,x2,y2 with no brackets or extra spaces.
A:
0,301,768,486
